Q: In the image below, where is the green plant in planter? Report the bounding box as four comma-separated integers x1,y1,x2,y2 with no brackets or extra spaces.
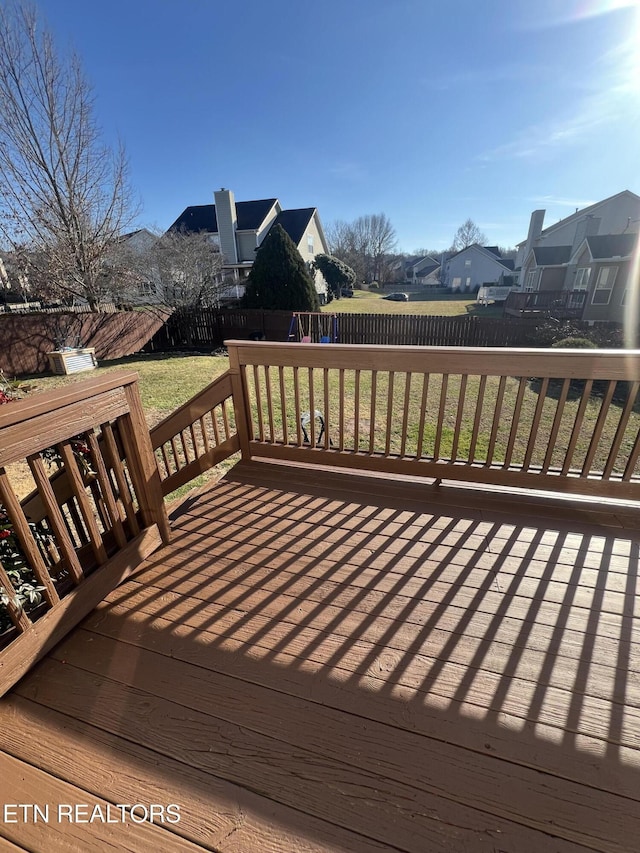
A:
0,508,48,634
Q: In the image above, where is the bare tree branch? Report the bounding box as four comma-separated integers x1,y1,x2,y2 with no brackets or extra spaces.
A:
451,219,487,251
0,2,137,309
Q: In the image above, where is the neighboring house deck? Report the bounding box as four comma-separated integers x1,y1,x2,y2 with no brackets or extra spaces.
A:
1,342,639,852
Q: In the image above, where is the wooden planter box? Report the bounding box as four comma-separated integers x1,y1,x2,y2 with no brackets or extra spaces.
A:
46,348,97,375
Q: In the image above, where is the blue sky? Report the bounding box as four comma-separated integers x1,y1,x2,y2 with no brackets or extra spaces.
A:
36,0,640,252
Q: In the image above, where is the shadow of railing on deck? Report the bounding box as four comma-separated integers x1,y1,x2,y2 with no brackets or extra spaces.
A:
4,468,640,851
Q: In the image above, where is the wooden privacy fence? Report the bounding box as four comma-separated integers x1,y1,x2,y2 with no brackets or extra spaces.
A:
226,341,640,501
146,307,543,351
0,371,169,696
0,309,171,375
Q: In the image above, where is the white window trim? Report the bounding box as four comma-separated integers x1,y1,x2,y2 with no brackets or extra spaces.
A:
574,267,590,290
592,265,618,305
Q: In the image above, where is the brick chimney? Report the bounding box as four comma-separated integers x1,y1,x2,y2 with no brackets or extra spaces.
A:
214,188,238,265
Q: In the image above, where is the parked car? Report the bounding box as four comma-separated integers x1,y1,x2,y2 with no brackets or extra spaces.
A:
383,292,409,302
340,288,354,297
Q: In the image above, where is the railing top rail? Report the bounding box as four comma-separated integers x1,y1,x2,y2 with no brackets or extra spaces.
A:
225,341,640,381
0,370,140,430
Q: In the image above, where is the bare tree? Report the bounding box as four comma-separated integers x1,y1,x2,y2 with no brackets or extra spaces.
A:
153,231,226,308
0,2,137,310
451,219,487,251
326,213,397,284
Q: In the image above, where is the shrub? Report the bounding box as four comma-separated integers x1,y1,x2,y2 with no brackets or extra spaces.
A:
552,337,598,349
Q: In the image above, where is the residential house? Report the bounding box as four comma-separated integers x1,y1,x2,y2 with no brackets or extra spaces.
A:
442,244,515,292
409,255,441,286
514,190,640,322
169,189,329,302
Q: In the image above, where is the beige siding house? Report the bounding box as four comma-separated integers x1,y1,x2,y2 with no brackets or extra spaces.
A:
169,189,329,301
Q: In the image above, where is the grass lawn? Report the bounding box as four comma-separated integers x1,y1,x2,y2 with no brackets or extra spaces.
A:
321,290,504,318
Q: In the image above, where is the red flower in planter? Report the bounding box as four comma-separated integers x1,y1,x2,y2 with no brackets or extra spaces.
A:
0,529,11,539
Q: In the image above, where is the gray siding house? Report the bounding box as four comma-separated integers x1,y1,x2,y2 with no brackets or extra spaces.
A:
443,245,515,292
515,190,640,322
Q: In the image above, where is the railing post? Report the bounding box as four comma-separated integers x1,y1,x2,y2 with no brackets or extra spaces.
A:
227,342,253,460
121,381,171,544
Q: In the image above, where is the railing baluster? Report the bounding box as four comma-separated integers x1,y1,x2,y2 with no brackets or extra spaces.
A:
603,381,640,480
369,371,377,453
323,369,330,450
503,377,527,469
253,365,265,442
102,422,140,537
451,374,467,462
354,369,361,452
385,371,395,456
523,377,549,473
0,471,59,605
468,375,486,464
199,416,210,454
416,372,429,459
87,432,127,549
279,366,288,446
0,559,32,631
433,374,449,461
581,380,617,476
486,375,506,466
338,369,345,451
623,429,640,481
561,379,593,475
309,367,316,447
57,442,108,566
400,373,412,458
265,365,275,443
542,379,570,474
293,366,302,445
27,454,84,584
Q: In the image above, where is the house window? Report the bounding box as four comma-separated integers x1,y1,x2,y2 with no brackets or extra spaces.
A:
464,259,471,267
592,265,618,305
452,277,462,290
465,277,472,289
307,235,314,254
574,267,590,290
524,270,538,292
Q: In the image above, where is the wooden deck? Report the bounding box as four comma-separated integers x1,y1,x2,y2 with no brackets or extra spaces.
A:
1,459,640,852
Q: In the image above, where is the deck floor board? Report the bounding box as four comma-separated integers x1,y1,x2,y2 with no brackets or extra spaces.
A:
1,460,639,852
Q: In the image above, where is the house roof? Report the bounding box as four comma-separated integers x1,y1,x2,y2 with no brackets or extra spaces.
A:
169,199,279,234
517,190,640,246
268,208,316,246
448,244,514,270
585,233,638,260
532,246,572,266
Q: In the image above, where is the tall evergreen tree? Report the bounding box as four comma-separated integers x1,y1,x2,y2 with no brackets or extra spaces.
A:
242,224,319,311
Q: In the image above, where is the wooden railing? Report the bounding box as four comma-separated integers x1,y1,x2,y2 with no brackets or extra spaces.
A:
150,372,239,496
227,341,640,501
0,371,169,696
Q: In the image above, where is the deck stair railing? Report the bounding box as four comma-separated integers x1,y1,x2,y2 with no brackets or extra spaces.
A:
150,371,239,496
226,341,640,502
0,371,168,696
